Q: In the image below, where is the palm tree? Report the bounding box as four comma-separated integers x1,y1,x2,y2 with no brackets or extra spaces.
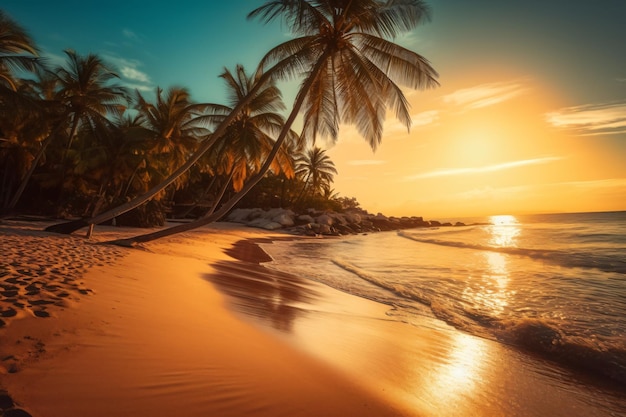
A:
55,49,128,155
295,146,337,201
1,65,65,214
133,87,209,191
5,50,128,214
47,0,437,238
111,64,296,243
0,10,38,92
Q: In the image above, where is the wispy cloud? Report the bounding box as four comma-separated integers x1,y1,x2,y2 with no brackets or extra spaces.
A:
348,160,386,166
102,54,152,90
407,156,564,180
122,28,142,43
384,110,439,135
557,178,626,189
120,67,150,83
545,102,626,135
443,80,527,110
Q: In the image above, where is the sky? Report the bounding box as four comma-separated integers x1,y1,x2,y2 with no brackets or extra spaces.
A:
3,1,626,219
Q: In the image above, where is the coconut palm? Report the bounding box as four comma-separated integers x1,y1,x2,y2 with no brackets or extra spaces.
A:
1,65,66,214
55,50,128,152
0,10,38,92
47,0,437,238
111,64,297,243
295,146,337,201
133,87,209,192
6,51,128,214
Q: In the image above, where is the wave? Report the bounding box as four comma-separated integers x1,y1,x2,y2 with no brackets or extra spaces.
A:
331,257,626,386
497,319,626,385
398,231,626,274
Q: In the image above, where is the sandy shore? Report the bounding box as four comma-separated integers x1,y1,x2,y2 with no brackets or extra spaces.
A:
0,220,414,417
1,220,624,417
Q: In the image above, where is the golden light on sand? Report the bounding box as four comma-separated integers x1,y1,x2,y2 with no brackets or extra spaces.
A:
426,331,487,414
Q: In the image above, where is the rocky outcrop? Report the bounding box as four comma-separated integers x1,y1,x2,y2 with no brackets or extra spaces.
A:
226,208,465,236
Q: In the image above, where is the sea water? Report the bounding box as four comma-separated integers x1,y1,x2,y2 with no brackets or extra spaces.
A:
259,211,626,386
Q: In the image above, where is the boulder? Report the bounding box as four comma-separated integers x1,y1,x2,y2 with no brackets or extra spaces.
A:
272,213,295,227
316,214,334,226
297,214,315,224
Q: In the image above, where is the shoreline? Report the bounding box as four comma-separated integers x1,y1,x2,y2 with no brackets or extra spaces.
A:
1,220,624,416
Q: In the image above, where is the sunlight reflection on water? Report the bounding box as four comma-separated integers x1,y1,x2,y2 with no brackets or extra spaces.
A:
488,215,520,247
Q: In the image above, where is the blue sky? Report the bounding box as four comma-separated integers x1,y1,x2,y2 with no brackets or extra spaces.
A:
3,1,626,217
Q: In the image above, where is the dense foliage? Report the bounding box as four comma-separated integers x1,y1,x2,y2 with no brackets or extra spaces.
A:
0,10,353,226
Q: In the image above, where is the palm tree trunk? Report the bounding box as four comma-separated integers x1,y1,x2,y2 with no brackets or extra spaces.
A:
45,70,279,235
3,120,64,214
294,173,311,205
108,52,330,245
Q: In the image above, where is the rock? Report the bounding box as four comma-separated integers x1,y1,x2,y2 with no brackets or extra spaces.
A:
316,214,333,226
318,224,332,235
272,213,294,227
297,214,314,224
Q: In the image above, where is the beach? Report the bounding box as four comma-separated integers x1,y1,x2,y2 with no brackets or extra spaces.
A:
0,220,415,416
1,219,624,416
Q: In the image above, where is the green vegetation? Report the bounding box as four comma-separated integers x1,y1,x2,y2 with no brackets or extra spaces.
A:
0,2,438,242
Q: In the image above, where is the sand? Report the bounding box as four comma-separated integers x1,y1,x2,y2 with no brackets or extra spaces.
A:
0,220,414,417
1,220,624,417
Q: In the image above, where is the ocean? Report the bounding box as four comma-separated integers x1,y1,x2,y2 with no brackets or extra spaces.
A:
259,211,626,388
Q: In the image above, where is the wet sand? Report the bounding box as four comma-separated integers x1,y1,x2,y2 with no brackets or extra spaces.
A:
1,220,624,416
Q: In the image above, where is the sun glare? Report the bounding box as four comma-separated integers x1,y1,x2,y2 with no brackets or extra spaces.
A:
487,215,520,247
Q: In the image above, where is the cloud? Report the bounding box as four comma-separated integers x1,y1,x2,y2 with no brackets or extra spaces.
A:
122,28,142,42
347,160,386,166
443,80,527,110
102,54,152,89
123,82,153,92
557,178,626,189
411,110,439,127
545,102,626,135
120,67,150,83
407,156,564,180
383,110,439,136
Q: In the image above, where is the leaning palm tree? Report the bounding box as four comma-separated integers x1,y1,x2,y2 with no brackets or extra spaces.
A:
47,0,437,238
294,146,337,201
109,64,296,243
103,0,437,245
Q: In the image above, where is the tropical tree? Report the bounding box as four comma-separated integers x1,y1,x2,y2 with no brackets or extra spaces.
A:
133,87,209,191
196,65,295,203
53,50,128,185
294,146,337,202
47,0,438,239
0,10,38,92
3,50,129,214
108,64,297,243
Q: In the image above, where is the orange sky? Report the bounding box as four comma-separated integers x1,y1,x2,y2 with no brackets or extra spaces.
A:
327,74,626,218
323,2,626,219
